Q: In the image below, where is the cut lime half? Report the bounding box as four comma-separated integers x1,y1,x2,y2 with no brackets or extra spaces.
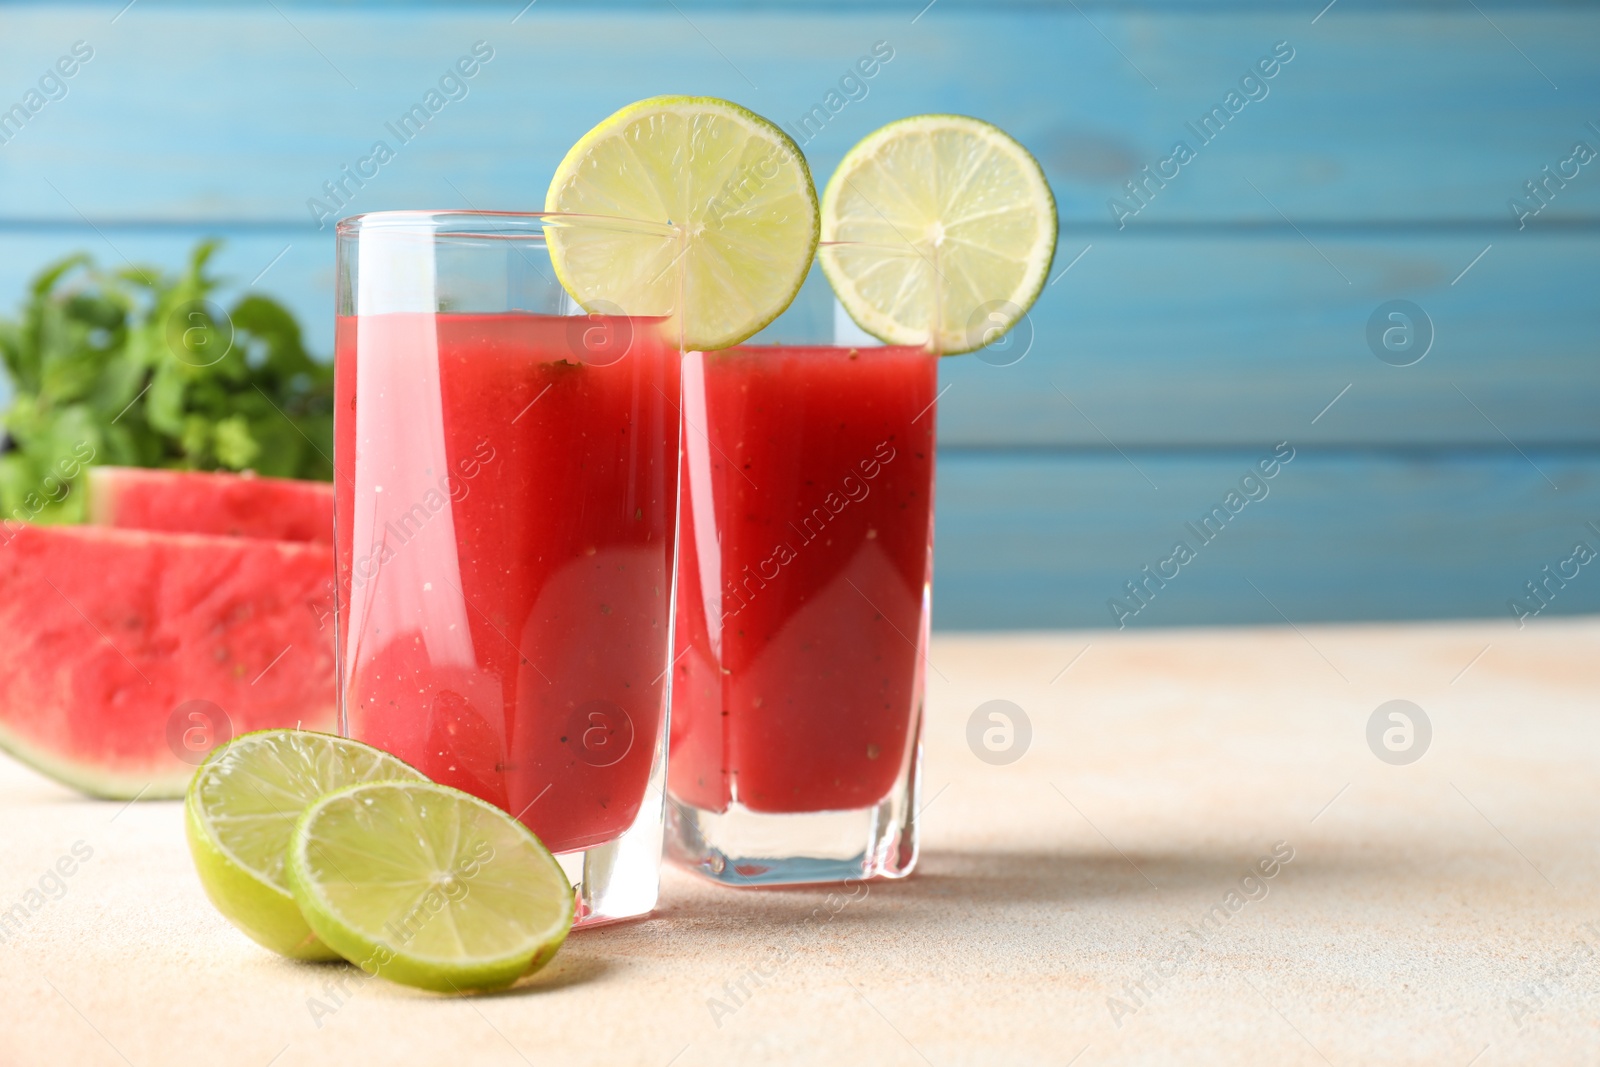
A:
820,114,1058,355
287,780,575,993
545,95,819,351
185,730,427,960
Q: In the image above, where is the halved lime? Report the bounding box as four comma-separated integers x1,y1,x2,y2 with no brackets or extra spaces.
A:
185,730,426,960
286,781,574,993
544,95,819,351
820,114,1058,355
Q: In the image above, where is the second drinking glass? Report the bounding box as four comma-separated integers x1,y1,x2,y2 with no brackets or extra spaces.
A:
667,252,940,885
334,211,681,925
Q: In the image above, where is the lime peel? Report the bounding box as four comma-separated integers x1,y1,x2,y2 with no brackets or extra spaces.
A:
286,780,575,994
820,113,1058,355
545,95,820,351
185,729,427,961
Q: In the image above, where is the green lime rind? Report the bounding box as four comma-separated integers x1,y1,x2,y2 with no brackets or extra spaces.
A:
545,94,819,352
184,729,427,961
819,113,1058,356
286,780,575,994
185,797,333,960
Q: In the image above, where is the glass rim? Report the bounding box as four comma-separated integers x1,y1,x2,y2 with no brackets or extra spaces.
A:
337,209,931,256
335,209,679,241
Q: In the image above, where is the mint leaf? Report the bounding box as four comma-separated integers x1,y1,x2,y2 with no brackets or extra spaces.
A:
0,241,335,525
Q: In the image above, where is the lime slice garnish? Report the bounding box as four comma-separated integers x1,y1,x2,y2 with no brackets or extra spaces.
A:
286,781,575,993
185,730,426,960
819,114,1058,355
544,95,819,351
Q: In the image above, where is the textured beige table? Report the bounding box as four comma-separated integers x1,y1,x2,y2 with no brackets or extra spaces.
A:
2,618,1597,1067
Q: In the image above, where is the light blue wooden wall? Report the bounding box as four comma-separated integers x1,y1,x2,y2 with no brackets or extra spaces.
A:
1,0,1596,629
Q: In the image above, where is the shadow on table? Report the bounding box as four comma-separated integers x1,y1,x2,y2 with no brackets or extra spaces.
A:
901,847,1242,902
633,842,1419,933
892,843,1416,902
282,945,616,999
530,842,1443,974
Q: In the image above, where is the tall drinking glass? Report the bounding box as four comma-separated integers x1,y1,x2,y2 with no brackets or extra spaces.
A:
334,211,682,925
666,251,939,885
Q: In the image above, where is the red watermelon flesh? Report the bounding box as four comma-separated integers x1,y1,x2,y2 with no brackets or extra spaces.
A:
88,466,334,544
0,522,336,798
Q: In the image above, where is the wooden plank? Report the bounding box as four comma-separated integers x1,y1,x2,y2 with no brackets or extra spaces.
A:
931,448,1600,629
0,7,1597,224
4,230,1595,446
933,232,1600,448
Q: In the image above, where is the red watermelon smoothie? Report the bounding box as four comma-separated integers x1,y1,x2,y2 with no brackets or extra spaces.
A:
335,311,679,856
668,344,937,883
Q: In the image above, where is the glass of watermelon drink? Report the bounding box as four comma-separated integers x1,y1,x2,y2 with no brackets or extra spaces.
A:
665,111,1058,886
666,254,939,885
334,211,682,926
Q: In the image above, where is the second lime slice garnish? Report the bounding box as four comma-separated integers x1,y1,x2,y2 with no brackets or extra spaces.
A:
185,729,427,960
287,780,575,993
544,95,819,351
820,114,1058,355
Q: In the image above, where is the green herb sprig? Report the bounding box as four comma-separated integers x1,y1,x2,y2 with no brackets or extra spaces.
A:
0,241,333,524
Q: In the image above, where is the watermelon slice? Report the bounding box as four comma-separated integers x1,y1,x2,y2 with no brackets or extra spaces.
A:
0,521,337,798
88,466,333,544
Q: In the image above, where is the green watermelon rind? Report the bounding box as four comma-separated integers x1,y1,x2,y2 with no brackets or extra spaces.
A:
86,465,334,544
0,522,337,800
0,717,189,799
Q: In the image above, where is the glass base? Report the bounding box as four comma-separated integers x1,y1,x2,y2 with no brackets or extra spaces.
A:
666,758,919,886
558,776,666,928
